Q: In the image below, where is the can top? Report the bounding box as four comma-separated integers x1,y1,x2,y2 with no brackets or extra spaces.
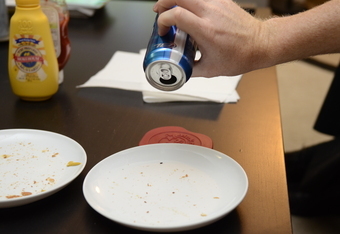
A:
145,61,186,91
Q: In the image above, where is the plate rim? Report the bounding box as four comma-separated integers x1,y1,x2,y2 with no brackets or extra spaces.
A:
83,143,248,232
0,128,87,208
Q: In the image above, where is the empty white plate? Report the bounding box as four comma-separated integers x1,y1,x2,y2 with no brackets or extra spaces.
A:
0,129,87,208
83,143,248,232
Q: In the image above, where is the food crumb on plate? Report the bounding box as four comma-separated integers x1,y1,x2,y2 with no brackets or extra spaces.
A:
1,154,11,159
180,174,189,179
66,161,81,167
21,192,32,196
6,195,21,199
201,213,207,217
46,177,55,183
5,192,32,199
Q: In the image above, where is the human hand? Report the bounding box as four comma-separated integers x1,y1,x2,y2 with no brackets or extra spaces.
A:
153,0,269,77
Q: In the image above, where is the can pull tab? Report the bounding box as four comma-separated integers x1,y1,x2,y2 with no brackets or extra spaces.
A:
159,63,177,84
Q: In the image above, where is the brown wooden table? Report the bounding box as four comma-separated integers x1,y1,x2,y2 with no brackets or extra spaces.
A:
0,1,292,233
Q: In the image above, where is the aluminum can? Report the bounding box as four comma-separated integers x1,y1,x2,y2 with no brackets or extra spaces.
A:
143,15,196,91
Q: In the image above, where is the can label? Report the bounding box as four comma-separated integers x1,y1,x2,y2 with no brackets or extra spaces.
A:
10,35,48,82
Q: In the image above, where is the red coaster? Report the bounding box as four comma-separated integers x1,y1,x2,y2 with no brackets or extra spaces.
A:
139,126,213,148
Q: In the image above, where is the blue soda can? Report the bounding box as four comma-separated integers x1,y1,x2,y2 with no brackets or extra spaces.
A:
143,15,197,91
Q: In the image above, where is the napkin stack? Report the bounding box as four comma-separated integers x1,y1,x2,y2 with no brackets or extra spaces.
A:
77,50,242,103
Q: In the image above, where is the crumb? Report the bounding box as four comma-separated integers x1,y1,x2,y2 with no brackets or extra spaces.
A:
6,195,21,199
213,197,220,199
180,174,189,179
146,211,150,213
160,162,163,164
172,192,175,194
144,201,147,203
201,213,207,217
46,177,55,183
66,161,81,167
147,183,152,187
21,192,32,196
52,153,59,157
1,154,11,159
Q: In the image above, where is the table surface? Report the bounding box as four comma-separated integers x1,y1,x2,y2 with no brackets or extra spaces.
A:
0,1,292,233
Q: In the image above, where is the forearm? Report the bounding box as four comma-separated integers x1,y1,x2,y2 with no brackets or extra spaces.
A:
260,0,340,68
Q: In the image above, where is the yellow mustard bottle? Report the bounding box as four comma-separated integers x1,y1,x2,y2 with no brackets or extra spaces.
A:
8,0,59,101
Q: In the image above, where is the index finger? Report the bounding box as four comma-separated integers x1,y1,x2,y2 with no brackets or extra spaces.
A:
156,6,203,38
154,0,206,16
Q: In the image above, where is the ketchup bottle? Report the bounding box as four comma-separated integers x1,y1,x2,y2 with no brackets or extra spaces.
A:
41,0,71,84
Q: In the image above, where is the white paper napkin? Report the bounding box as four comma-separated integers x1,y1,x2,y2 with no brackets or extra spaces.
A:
77,50,242,103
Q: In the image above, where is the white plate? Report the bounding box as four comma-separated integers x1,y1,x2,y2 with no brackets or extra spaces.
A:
83,143,248,232
0,129,87,208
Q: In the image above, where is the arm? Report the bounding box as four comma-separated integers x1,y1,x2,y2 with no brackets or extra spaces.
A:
154,0,340,77
266,2,340,66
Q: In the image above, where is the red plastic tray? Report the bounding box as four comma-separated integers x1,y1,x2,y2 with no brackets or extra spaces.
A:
139,126,213,148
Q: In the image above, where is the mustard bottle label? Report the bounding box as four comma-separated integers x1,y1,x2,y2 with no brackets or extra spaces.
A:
10,34,49,82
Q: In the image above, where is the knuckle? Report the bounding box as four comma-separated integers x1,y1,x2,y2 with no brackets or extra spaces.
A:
172,7,185,22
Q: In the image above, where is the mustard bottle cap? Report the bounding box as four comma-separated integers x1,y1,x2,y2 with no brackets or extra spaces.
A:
15,0,39,7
